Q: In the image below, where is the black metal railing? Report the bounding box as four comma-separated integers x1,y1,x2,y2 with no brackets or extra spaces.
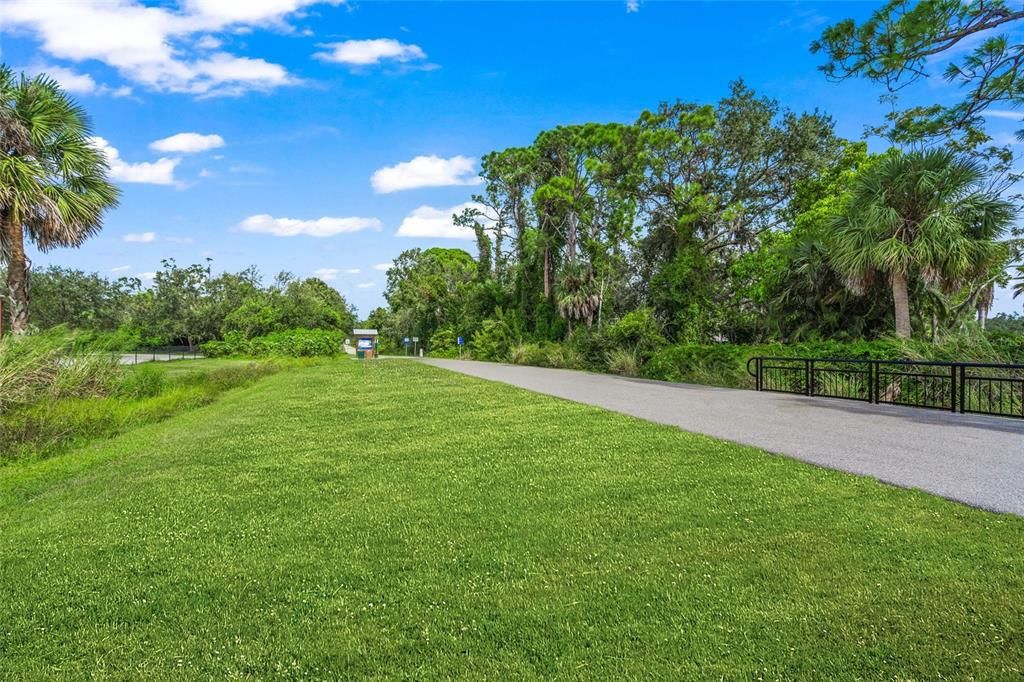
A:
747,356,1024,419
122,346,202,364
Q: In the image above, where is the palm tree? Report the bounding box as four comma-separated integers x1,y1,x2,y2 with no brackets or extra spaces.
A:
556,262,600,335
829,149,1014,338
0,66,119,334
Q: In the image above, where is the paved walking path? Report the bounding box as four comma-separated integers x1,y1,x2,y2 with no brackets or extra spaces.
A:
424,359,1024,516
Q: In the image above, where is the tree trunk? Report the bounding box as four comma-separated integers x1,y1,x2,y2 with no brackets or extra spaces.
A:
891,271,912,339
4,212,29,334
543,245,550,299
566,212,577,264
977,293,990,329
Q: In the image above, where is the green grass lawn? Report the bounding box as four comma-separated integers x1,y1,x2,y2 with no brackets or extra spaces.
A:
1,360,1022,678
152,357,260,378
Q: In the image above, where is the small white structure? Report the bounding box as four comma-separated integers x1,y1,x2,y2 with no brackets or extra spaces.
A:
352,328,379,359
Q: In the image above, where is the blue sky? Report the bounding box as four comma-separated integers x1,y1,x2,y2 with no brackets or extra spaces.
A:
1,0,1021,317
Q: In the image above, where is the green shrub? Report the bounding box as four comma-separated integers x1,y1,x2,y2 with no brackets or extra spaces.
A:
639,335,1023,389
566,327,613,370
510,342,546,366
202,329,342,358
988,331,1024,362
200,338,235,358
642,344,748,386
606,347,640,377
470,318,516,362
542,343,583,370
428,327,460,358
115,363,167,399
605,307,666,359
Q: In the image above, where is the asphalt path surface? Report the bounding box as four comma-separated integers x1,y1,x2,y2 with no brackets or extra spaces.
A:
423,359,1024,516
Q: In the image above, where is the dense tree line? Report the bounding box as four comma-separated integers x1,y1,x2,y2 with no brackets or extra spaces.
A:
370,81,1022,358
1,261,357,349
3,2,1024,358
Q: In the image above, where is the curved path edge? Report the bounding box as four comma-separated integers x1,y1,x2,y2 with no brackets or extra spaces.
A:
423,358,1024,516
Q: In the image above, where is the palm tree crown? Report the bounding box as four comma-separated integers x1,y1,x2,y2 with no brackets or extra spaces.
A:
1,65,120,333
828,148,1014,338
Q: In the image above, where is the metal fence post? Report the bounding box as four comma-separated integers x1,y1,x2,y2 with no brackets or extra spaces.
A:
805,359,812,396
950,363,957,413
958,364,966,414
871,360,879,404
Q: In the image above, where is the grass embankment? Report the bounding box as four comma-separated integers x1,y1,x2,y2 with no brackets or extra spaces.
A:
1,360,1022,678
0,358,285,462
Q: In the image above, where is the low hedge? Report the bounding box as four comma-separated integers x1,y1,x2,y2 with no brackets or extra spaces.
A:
202,329,343,358
498,334,1023,389
642,336,1024,388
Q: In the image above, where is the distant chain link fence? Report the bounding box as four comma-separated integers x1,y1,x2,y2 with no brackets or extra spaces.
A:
118,346,203,365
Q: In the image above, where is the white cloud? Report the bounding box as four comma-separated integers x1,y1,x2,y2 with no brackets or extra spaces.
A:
124,232,157,243
238,214,382,237
314,267,361,280
90,137,180,186
315,38,426,66
139,271,157,281
357,282,376,289
195,35,222,50
110,265,132,273
626,0,640,13
150,132,225,154
372,262,392,271
396,202,489,240
182,0,341,27
33,64,97,93
185,53,294,97
26,64,133,97
313,267,341,281
4,0,329,97
371,155,482,193
166,236,196,244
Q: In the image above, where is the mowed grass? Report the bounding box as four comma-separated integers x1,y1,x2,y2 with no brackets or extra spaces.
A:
153,357,259,378
1,360,1022,678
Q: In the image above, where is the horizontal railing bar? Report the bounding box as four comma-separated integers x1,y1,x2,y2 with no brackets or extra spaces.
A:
814,369,871,374
750,356,1024,419
751,356,1024,370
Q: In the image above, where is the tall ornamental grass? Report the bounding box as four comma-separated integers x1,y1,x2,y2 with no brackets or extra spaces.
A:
0,330,120,415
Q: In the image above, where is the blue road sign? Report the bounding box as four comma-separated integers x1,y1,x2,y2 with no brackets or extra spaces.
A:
403,337,410,345
457,336,464,346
